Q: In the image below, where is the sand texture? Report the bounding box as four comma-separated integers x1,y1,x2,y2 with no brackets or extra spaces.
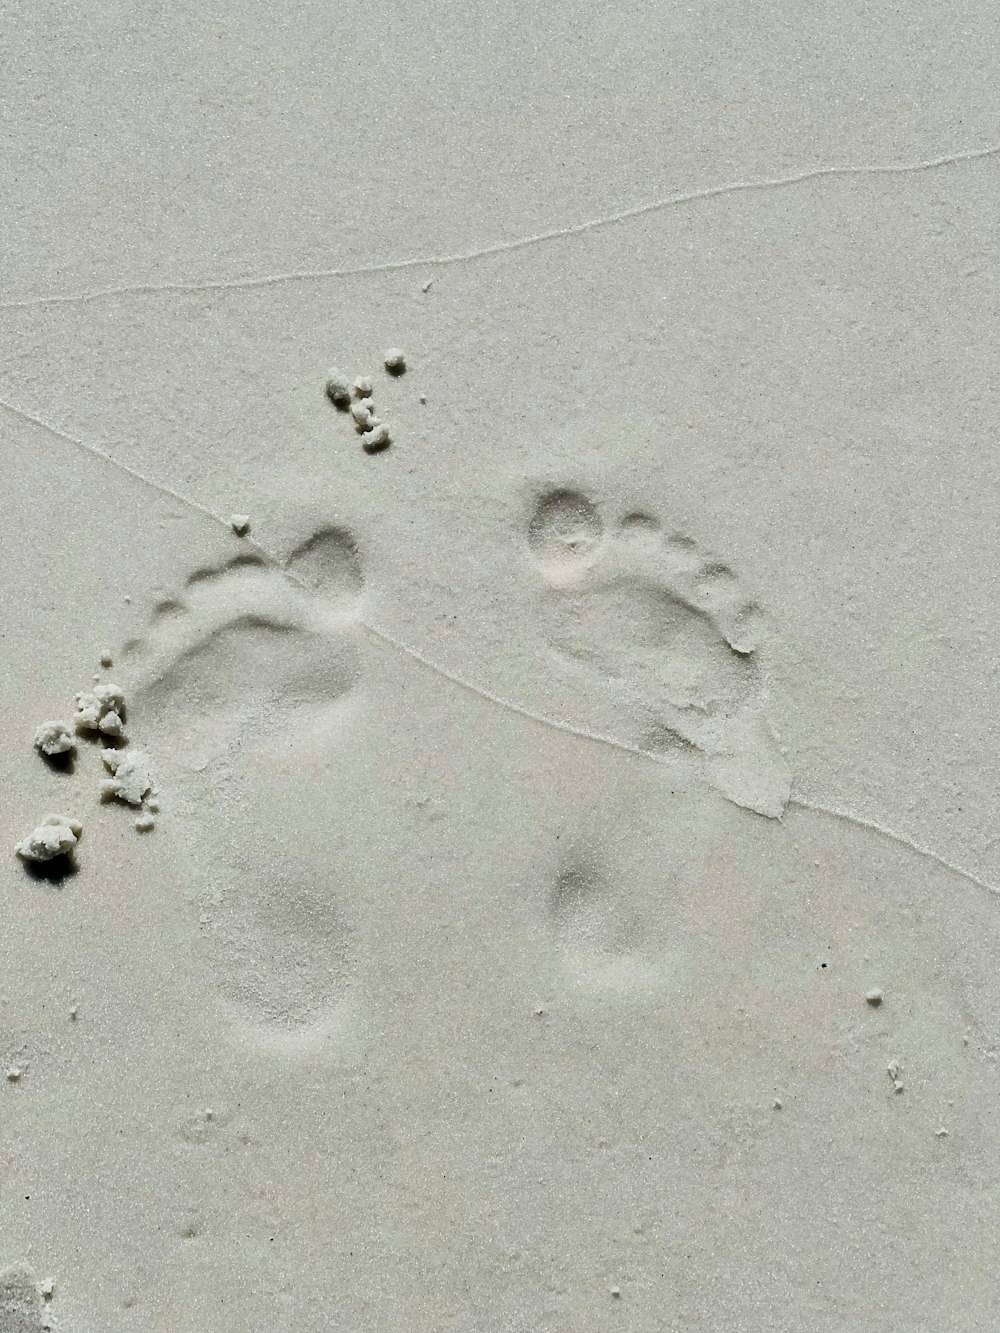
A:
3,1,1000,1328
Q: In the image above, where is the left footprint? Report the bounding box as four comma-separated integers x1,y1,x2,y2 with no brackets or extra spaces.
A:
119,526,367,1049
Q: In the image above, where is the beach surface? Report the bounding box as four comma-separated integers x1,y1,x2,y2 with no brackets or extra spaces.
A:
2,2,1000,1328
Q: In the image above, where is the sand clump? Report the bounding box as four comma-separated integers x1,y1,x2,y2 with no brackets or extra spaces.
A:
325,350,412,454
33,720,75,758
18,682,159,866
350,400,379,431
73,682,126,739
324,368,351,407
361,422,391,454
100,747,155,807
15,813,82,863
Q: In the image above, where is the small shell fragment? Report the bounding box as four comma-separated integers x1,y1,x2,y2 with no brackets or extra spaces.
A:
865,988,883,1006
230,514,251,536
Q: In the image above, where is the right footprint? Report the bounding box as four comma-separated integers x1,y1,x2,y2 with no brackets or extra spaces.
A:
527,488,791,817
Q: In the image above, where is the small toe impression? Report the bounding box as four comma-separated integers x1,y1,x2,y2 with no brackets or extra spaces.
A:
285,526,364,607
691,561,739,611
718,600,765,656
618,512,663,547
528,489,604,575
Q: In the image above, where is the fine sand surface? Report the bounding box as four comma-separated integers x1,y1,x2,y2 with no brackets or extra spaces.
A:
3,2,1000,1329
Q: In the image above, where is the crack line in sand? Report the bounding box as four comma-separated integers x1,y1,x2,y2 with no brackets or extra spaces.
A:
356,618,668,759
788,794,999,896
7,391,998,897
363,627,1000,894
3,383,657,768
1,141,998,312
0,393,716,768
0,394,231,529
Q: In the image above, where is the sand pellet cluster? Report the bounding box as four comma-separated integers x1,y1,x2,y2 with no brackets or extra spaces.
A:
15,652,160,867
324,348,410,454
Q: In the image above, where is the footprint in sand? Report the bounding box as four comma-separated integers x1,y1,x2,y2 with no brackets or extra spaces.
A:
119,523,366,1050
526,486,791,818
548,857,663,991
111,492,785,1024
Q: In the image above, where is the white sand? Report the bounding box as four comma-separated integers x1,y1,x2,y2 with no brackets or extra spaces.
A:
2,2,1000,1328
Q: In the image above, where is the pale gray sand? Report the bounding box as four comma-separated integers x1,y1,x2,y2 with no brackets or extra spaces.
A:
2,1,1000,1330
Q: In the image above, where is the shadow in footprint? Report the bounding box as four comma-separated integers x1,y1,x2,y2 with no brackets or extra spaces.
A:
186,553,268,587
286,525,363,603
550,859,645,971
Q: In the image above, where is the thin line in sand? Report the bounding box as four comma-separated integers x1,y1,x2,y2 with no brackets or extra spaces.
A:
5,392,997,896
0,395,228,530
1,141,998,312
786,795,999,897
